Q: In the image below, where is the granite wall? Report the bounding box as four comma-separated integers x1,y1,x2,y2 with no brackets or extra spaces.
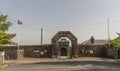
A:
0,44,116,60
77,44,106,57
105,47,118,58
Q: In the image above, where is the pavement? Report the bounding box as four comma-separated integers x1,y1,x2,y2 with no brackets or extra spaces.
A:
10,57,120,64
0,57,120,71
0,60,17,69
0,64,8,69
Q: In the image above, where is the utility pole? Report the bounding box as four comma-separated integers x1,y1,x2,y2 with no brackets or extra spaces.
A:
41,28,43,45
107,18,111,47
107,18,110,41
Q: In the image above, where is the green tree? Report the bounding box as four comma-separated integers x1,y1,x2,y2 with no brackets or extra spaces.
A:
108,33,120,48
0,14,16,47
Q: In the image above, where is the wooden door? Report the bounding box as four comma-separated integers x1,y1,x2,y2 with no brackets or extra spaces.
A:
61,48,67,56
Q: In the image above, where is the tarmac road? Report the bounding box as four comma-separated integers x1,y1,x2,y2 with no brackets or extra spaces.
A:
1,60,120,71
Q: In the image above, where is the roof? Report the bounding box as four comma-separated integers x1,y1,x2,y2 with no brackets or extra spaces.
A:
81,40,107,45
10,41,18,45
4,41,18,46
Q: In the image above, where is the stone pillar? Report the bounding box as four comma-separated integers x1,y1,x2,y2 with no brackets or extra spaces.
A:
0,51,5,64
114,47,118,59
51,49,57,58
73,45,78,58
17,50,24,60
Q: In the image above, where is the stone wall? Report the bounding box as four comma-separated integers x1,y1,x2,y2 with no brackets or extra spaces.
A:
5,50,17,60
0,47,18,60
0,45,52,60
105,47,118,58
77,44,105,57
20,45,52,58
0,44,112,60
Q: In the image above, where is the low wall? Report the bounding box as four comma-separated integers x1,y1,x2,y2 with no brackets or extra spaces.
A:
0,44,113,60
0,45,52,60
105,47,118,58
77,44,105,57
6,51,17,60
1,47,18,60
20,45,52,58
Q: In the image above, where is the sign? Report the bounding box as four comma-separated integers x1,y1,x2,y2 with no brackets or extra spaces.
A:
90,50,93,54
44,50,47,53
33,50,39,53
40,51,44,55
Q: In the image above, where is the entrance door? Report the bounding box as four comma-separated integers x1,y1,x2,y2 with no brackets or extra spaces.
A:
61,48,67,56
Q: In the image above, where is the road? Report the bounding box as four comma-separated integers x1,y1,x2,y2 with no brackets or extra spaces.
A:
1,60,120,71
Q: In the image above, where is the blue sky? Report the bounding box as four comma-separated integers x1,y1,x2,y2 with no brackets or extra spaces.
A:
0,0,120,45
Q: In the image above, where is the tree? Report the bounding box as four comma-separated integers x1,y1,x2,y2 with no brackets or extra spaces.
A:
0,14,16,47
108,33,120,48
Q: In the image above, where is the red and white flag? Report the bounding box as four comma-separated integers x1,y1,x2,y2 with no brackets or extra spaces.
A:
18,20,23,25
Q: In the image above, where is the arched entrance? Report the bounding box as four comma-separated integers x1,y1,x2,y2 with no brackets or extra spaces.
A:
61,48,67,56
52,31,78,58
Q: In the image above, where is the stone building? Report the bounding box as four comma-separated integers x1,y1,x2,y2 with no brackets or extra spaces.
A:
0,31,108,59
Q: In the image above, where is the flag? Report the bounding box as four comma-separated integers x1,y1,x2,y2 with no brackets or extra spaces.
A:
18,20,23,25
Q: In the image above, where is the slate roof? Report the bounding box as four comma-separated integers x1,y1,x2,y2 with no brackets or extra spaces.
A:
4,41,18,46
81,40,107,45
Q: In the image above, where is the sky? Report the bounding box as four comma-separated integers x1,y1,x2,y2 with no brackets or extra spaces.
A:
0,0,120,45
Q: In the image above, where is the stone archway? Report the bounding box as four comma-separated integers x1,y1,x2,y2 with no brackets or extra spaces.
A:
51,31,77,58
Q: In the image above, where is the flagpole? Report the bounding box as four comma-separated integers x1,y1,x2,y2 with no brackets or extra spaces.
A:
17,29,20,50
17,23,20,51
17,20,23,50
7,18,22,50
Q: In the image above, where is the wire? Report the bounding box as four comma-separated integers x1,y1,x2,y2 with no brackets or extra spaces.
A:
22,24,41,31
8,17,120,32
8,18,41,31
